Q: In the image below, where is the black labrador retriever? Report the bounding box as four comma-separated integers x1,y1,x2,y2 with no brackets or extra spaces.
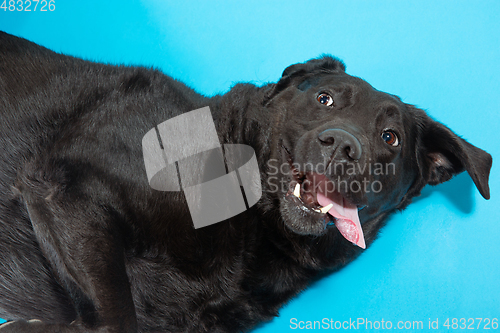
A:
0,31,492,332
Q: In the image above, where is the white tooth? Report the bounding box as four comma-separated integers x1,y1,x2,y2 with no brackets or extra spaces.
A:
293,183,301,198
320,203,334,214
312,208,321,213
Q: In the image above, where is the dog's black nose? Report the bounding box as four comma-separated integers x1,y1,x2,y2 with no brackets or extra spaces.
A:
318,129,362,161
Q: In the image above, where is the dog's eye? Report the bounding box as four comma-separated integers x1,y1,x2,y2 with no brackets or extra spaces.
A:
381,130,399,147
317,93,334,107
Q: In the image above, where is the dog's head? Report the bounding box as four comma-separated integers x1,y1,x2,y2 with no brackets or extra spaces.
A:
262,56,491,248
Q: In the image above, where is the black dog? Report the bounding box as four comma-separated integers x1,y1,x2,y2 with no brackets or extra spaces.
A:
0,31,492,333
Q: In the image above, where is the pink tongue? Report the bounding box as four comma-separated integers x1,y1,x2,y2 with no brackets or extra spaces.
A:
317,192,366,249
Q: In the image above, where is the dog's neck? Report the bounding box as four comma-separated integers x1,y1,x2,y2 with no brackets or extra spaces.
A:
209,83,277,160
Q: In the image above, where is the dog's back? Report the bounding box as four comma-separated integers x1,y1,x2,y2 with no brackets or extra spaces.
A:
0,32,277,333
0,32,212,325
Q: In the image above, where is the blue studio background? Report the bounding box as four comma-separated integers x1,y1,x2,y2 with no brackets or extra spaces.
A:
1,1,499,331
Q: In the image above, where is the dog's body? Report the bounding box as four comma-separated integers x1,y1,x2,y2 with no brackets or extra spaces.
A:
0,32,492,332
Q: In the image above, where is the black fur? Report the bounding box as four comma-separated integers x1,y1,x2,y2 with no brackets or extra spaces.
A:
0,32,492,332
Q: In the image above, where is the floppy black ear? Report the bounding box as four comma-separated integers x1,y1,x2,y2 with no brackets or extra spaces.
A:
280,55,346,78
263,55,345,105
417,112,492,199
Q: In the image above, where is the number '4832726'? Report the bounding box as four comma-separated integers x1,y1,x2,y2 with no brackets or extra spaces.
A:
443,318,498,330
1,0,55,11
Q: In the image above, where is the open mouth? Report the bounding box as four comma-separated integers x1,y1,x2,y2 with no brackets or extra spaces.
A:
284,153,366,249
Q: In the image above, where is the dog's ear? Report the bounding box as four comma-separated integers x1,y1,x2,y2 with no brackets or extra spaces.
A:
414,108,492,199
263,55,345,105
280,55,346,78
